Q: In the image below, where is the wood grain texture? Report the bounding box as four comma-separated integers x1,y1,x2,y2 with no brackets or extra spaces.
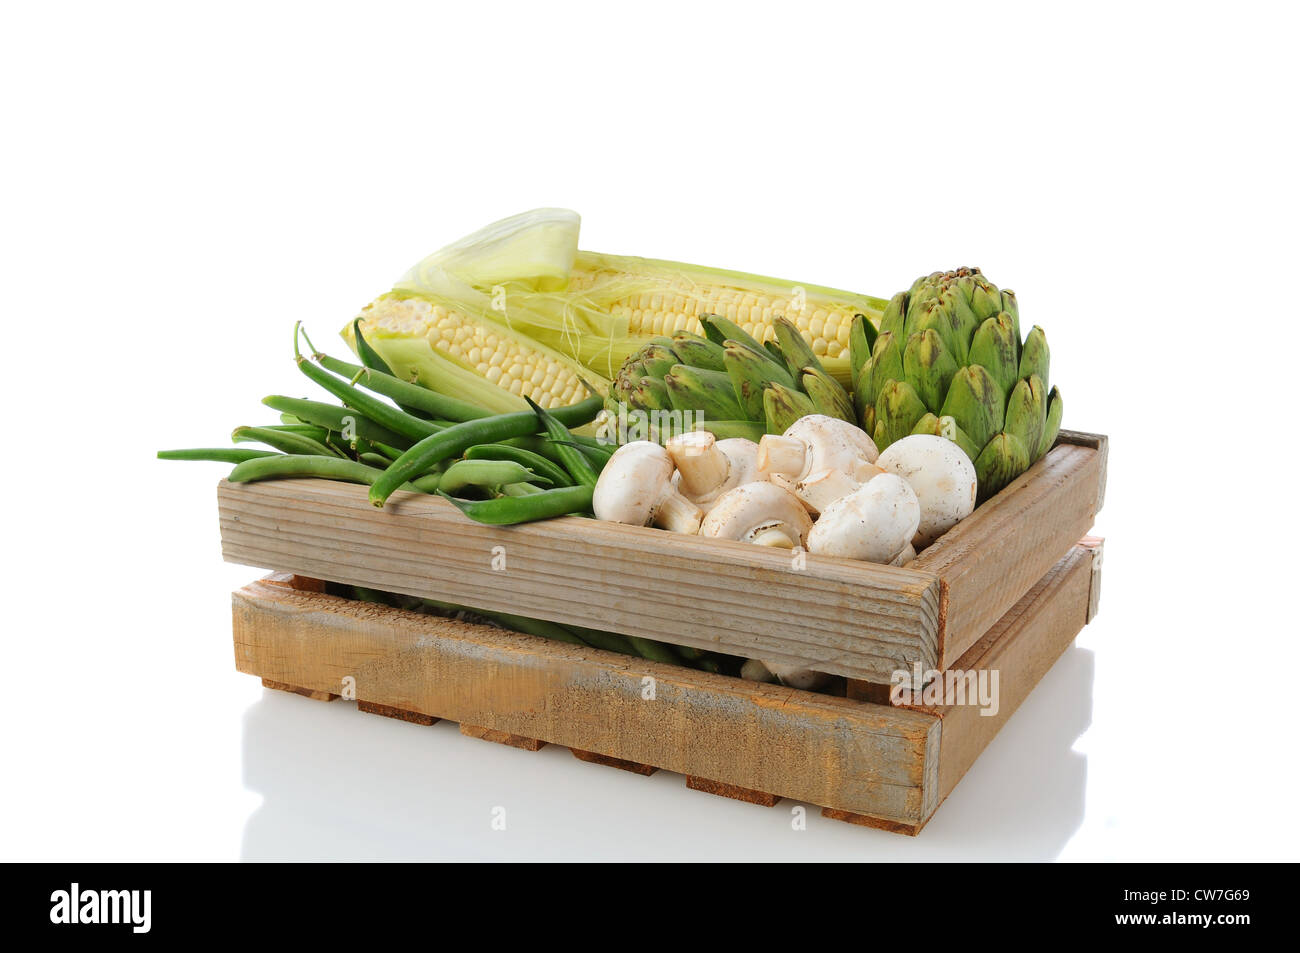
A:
685,776,781,807
357,700,439,726
261,677,337,701
459,724,546,750
231,581,941,826
899,543,1101,809
911,437,1106,669
570,748,658,776
218,477,942,682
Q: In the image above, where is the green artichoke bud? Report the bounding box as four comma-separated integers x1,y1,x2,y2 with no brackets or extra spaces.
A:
938,414,983,463
700,314,769,360
879,291,908,342
773,316,824,381
911,412,942,436
664,364,745,420
861,403,876,439
903,328,959,414
723,343,786,419
869,330,904,397
1004,374,1046,459
670,331,728,371
764,383,817,434
1018,325,1049,391
630,376,671,412
967,313,1020,399
909,290,981,367
974,433,1031,501
697,419,768,442
999,290,1021,346
939,364,1006,450
849,313,877,381
873,379,929,451
1035,386,1063,462
639,344,680,379
802,366,856,423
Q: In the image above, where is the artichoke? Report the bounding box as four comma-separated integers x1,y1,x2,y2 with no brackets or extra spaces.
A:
606,315,859,437
855,267,1061,500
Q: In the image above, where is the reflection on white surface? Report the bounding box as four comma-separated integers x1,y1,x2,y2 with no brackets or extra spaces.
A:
241,647,1093,861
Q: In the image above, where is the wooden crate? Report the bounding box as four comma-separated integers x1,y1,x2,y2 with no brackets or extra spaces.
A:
233,539,1102,834
218,430,1106,683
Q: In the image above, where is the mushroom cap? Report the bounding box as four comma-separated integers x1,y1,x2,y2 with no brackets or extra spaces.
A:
760,661,831,692
875,434,977,546
760,414,880,486
592,440,675,526
699,481,813,547
806,473,921,563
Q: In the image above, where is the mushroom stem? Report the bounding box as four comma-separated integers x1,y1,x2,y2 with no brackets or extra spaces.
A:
793,467,866,515
756,435,808,481
751,527,797,548
653,489,704,534
666,432,730,498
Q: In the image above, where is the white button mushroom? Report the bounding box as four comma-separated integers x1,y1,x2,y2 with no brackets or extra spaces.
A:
698,481,813,549
592,440,704,534
875,434,978,547
757,415,879,511
664,431,760,513
792,463,885,516
806,473,921,563
889,541,917,567
740,658,830,692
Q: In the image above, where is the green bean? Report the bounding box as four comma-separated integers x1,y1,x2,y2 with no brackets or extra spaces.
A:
312,349,491,423
564,624,638,656
263,396,415,450
438,459,550,495
351,318,396,377
437,484,593,525
417,598,587,646
500,481,543,497
410,473,444,493
549,439,614,468
231,426,343,458
293,324,440,442
372,441,406,462
368,412,545,506
158,448,279,464
232,424,330,443
359,452,392,468
228,454,418,490
525,397,599,487
464,444,572,487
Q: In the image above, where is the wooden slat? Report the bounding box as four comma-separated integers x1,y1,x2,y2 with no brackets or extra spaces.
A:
910,435,1106,669
899,542,1101,808
231,580,941,826
219,478,943,682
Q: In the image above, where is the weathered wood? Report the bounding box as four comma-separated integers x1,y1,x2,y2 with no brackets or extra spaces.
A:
358,700,439,725
910,438,1106,669
261,677,337,701
219,477,943,682
570,748,658,776
231,580,940,827
460,724,546,751
231,537,1100,833
897,543,1101,809
686,776,781,807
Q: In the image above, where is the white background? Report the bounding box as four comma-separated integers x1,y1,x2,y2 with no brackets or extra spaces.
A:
2,1,1297,861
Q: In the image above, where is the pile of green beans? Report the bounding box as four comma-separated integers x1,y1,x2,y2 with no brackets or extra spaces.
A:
158,322,607,525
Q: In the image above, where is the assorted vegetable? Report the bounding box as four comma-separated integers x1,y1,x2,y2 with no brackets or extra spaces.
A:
162,208,1070,694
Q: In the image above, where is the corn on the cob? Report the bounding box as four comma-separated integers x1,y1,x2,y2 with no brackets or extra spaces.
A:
563,251,888,385
345,290,607,413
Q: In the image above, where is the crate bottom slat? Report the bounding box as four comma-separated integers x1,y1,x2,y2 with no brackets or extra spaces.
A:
235,541,1101,835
